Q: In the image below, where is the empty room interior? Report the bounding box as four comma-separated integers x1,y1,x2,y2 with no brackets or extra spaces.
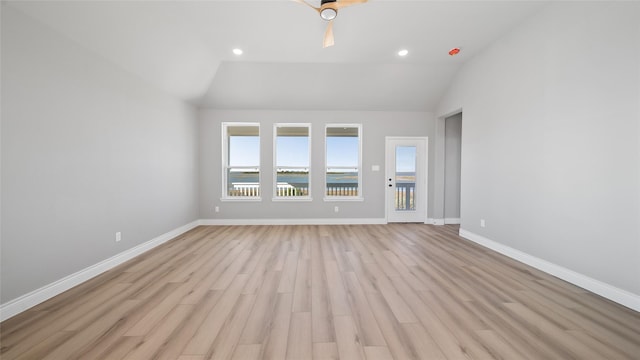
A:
1,0,639,359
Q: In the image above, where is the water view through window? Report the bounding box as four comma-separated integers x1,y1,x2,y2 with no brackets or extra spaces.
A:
275,125,310,197
226,124,260,197
226,124,362,198
326,126,360,197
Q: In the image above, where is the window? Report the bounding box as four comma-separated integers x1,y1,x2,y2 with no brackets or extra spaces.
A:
325,124,362,200
274,124,311,200
222,123,260,200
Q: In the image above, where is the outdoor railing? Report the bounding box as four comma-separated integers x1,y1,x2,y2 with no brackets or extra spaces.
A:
228,182,260,197
275,183,308,197
227,182,414,208
395,183,415,210
326,183,358,197
228,183,309,197
228,182,358,197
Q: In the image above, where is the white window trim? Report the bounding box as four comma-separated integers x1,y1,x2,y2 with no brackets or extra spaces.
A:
273,123,312,201
221,122,262,201
324,123,363,202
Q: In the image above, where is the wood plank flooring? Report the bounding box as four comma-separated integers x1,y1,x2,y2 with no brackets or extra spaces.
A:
1,224,639,359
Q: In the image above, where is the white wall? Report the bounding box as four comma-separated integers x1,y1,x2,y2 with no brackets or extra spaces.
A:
437,2,640,298
199,110,434,221
1,6,199,304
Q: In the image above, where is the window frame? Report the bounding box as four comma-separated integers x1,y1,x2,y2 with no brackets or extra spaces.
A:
324,123,363,202
273,123,312,202
221,122,261,202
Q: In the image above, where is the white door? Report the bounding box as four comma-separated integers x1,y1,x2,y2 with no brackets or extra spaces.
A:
386,137,428,223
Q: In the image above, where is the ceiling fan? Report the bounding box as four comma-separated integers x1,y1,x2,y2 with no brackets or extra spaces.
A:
293,0,368,48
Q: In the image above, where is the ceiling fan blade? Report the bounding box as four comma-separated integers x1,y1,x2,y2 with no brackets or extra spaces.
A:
292,0,321,13
323,20,335,48
334,0,368,10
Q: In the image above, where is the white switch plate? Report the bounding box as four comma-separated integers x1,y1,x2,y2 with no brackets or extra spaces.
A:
115,232,122,242
480,219,486,228
215,206,220,213
371,165,380,171
334,206,339,213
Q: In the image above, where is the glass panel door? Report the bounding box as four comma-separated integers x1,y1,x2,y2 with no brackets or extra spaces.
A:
395,146,417,211
386,138,427,223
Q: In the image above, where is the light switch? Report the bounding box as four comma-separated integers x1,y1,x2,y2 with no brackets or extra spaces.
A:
372,165,380,171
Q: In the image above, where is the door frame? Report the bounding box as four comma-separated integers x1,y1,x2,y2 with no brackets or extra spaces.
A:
385,136,429,223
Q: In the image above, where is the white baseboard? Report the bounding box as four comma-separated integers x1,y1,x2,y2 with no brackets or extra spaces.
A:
459,228,640,312
199,218,387,226
427,218,445,225
445,218,461,224
0,221,200,322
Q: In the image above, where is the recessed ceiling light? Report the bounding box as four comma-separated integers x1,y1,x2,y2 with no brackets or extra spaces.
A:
232,48,243,55
398,49,409,57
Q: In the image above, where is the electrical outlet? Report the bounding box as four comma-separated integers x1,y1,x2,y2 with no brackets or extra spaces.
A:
115,232,122,242
334,206,339,213
215,206,220,213
480,219,486,228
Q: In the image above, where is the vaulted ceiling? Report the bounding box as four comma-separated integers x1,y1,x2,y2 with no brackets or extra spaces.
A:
8,0,548,111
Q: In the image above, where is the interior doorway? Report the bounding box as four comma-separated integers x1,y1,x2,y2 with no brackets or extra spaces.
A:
444,113,462,224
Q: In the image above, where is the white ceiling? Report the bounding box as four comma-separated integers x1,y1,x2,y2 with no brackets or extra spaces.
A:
8,0,548,111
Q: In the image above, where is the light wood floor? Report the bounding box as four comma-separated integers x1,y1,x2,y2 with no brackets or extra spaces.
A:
1,224,639,359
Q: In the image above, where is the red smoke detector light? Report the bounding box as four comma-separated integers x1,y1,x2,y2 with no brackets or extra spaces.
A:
449,48,461,56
